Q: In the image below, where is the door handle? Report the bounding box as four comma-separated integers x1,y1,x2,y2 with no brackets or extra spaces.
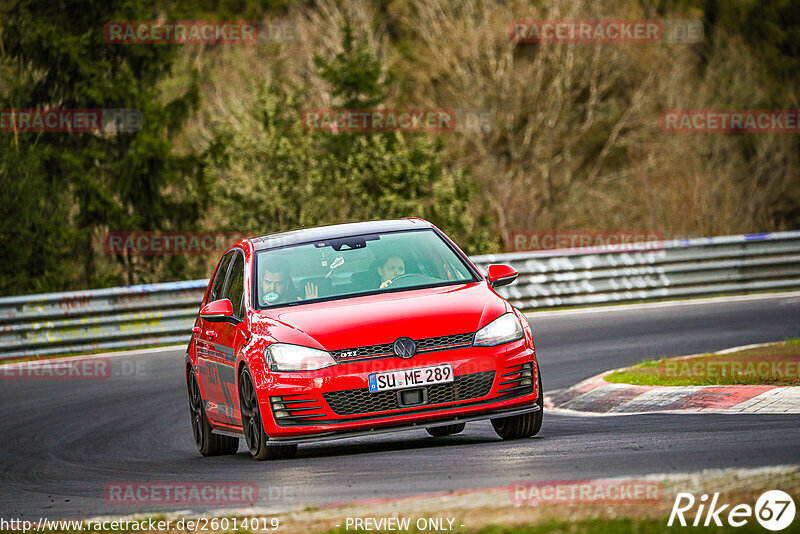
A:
205,330,218,339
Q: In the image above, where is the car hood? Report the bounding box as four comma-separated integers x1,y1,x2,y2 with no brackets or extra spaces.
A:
250,282,508,351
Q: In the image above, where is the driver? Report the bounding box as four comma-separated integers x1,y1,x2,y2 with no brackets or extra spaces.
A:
377,256,406,289
260,257,318,304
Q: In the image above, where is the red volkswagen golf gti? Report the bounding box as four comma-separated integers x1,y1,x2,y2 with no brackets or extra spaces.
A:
186,218,542,460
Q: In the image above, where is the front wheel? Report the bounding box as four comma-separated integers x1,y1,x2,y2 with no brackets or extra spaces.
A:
239,367,297,461
188,369,239,456
491,367,543,440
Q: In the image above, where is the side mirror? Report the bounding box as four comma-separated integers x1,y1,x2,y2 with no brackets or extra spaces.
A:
487,264,518,288
200,298,239,324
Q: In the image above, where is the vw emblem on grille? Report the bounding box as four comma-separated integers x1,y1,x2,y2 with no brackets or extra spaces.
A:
393,337,417,359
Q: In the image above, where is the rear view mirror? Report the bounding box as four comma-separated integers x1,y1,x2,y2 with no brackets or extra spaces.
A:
487,264,518,288
200,298,239,324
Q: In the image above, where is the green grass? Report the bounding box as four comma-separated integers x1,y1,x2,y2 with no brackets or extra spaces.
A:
320,517,800,534
6,509,799,534
0,514,253,534
605,339,800,387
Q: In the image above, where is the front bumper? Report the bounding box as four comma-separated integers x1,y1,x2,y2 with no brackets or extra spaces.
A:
265,404,540,445
257,339,538,439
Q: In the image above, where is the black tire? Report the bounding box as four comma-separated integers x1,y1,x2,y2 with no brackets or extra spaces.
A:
426,423,466,437
491,368,544,440
239,367,297,461
188,369,239,456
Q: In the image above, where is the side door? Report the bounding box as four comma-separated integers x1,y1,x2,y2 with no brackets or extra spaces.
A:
194,251,234,424
204,249,248,426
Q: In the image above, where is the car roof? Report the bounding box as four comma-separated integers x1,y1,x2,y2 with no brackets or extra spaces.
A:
250,218,435,251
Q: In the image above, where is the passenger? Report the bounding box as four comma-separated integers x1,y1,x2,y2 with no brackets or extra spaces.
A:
260,257,318,304
377,256,406,289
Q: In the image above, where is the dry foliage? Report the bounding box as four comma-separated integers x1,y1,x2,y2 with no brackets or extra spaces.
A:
178,0,799,249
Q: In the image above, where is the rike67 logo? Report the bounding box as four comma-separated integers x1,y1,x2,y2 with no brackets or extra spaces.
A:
669,490,795,531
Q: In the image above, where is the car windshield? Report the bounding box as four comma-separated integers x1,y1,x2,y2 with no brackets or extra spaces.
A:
254,229,478,308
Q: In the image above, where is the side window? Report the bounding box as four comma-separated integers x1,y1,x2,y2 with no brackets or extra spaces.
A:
222,252,246,319
207,253,233,304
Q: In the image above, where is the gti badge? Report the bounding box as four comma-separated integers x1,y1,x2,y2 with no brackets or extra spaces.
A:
393,337,417,359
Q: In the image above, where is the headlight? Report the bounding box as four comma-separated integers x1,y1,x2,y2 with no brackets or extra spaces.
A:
473,313,523,347
266,343,337,371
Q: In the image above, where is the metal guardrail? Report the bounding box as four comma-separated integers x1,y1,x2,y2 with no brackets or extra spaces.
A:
473,231,800,309
1,231,799,359
0,281,209,359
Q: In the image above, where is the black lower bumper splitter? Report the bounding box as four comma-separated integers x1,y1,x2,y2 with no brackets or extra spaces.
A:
259,403,541,446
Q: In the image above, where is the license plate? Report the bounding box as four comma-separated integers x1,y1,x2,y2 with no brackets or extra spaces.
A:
368,364,453,393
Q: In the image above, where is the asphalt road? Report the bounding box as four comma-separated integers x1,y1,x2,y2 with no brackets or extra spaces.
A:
1,292,799,519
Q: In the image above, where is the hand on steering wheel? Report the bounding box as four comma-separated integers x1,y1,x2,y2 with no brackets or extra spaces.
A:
379,278,394,289
380,273,418,289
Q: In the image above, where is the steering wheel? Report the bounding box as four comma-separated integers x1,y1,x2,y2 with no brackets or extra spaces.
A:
386,273,440,288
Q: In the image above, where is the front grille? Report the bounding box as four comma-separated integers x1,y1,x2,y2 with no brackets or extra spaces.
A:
416,333,475,351
330,332,475,362
323,371,495,416
270,395,326,424
330,342,394,361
